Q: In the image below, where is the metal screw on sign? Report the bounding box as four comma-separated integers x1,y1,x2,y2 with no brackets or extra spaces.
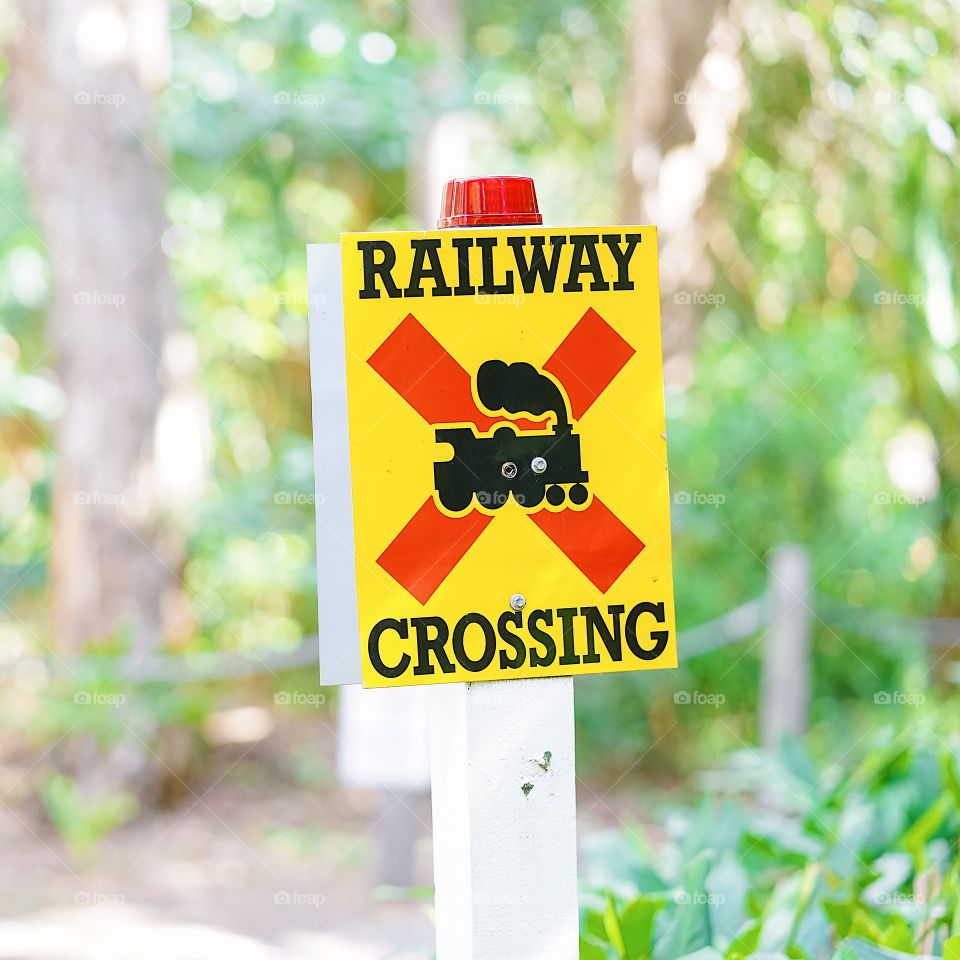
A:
531,456,547,474
501,461,518,479
509,593,526,611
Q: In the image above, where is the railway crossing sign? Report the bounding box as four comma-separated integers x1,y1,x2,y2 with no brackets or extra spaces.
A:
309,225,676,688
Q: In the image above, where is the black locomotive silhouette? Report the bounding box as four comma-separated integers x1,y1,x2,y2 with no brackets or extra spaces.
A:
434,360,589,512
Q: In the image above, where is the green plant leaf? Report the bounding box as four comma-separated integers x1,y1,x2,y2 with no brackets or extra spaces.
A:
848,910,883,944
823,899,855,940
939,753,960,810
902,792,952,869
833,743,912,804
583,903,609,943
757,863,823,954
653,850,716,960
789,863,822,947
837,937,935,959
878,916,913,954
726,919,761,959
40,773,139,859
605,893,627,958
581,934,616,960
831,946,860,960
620,894,668,959
706,853,748,945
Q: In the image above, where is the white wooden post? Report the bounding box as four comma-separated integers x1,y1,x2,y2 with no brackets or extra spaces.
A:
430,676,579,960
760,543,812,751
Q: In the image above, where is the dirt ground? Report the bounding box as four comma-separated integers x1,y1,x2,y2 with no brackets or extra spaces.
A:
0,711,639,960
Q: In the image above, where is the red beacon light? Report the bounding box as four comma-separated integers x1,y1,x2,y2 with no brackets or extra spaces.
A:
438,176,543,229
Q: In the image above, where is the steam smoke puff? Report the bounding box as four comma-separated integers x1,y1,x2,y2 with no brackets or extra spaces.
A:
476,360,567,420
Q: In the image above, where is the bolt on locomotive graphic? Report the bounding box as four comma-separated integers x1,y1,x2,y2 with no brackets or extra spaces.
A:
434,360,590,513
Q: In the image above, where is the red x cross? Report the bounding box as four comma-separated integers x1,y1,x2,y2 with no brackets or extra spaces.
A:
368,308,644,604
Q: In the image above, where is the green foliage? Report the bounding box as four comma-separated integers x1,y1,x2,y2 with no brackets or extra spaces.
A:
582,720,960,958
0,0,957,681
40,774,139,860
0,0,957,884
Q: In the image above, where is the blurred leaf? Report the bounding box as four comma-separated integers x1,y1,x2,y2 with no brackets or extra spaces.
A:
620,894,668,960
605,893,627,957
838,937,935,959
40,773,139,859
939,752,960,809
581,934,615,960
706,853,748,945
726,919,762,960
878,915,913,953
653,851,715,960
901,793,952,869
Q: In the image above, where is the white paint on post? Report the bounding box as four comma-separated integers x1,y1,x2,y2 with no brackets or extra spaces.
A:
761,543,812,751
430,677,579,960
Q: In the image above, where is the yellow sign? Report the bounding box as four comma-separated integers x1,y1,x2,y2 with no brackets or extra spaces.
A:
340,227,676,688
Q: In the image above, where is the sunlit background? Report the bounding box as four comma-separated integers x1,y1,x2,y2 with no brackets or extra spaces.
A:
1,0,959,957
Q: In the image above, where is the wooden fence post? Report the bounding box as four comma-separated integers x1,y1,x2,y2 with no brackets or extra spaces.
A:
430,677,579,960
760,544,812,751
373,789,424,888
337,686,431,888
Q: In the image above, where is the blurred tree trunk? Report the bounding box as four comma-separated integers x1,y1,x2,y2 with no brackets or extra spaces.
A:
409,0,472,225
7,0,205,663
621,0,746,361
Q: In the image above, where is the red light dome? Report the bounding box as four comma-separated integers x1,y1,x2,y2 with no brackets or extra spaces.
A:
438,176,542,228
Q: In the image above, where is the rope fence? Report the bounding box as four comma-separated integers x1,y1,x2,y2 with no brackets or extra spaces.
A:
816,595,960,647
680,596,769,659
7,546,960,685
24,638,318,684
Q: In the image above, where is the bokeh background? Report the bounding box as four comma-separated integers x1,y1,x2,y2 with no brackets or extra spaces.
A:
1,0,960,958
